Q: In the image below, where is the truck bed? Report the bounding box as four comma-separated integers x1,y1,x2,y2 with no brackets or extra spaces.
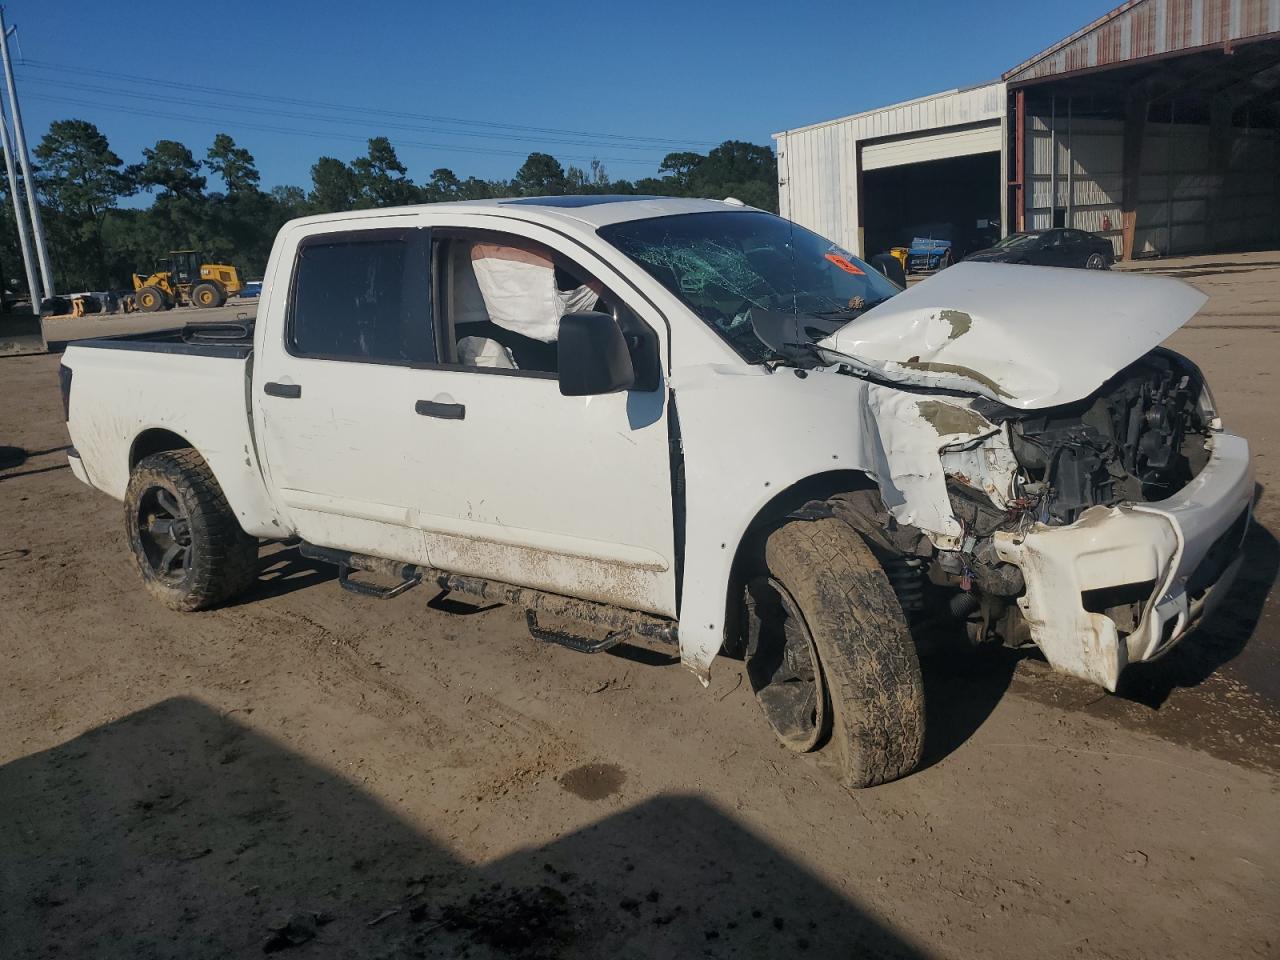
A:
73,320,256,359
62,319,284,538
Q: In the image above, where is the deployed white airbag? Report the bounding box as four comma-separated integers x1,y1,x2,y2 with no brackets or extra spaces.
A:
470,242,599,343
457,335,516,369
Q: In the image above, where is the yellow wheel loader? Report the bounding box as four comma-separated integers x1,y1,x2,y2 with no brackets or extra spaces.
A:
132,250,243,312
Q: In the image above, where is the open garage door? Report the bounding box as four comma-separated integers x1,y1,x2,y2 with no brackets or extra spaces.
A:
862,123,1002,171
861,152,1002,263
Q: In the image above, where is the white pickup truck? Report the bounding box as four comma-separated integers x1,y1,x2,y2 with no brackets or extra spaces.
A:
61,196,1253,787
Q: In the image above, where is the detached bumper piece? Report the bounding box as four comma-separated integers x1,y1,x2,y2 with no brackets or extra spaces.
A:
995,433,1253,690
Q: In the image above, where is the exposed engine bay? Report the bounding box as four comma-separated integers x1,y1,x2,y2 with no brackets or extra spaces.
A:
912,349,1213,645
996,349,1212,526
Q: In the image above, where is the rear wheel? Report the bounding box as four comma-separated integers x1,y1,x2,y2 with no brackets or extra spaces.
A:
744,518,925,788
191,281,225,308
1085,252,1107,270
136,286,167,312
124,449,258,611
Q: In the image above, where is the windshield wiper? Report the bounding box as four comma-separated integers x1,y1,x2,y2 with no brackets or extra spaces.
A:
747,308,839,369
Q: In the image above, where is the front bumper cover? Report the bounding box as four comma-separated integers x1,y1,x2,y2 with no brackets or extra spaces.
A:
994,432,1253,690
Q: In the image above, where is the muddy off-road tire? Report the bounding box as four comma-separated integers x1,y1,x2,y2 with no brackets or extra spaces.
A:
124,450,258,611
745,517,925,788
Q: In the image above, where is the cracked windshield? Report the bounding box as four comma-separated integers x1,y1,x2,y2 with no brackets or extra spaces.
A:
599,210,900,363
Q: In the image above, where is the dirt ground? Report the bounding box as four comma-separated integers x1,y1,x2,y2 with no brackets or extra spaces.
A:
1,253,1278,959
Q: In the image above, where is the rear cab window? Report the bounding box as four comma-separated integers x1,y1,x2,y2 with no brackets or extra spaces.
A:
288,228,435,365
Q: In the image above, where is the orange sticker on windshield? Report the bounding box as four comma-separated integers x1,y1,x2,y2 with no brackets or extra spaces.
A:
825,252,865,275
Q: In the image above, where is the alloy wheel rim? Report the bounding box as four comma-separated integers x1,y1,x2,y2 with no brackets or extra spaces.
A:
137,486,193,584
743,576,829,752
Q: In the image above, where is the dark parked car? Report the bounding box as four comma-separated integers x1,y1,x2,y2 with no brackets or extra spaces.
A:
965,228,1114,269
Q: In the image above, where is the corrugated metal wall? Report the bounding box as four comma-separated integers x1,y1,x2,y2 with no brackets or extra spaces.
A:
1133,122,1279,254
1025,106,1280,256
1025,112,1125,250
775,83,1006,254
776,121,861,254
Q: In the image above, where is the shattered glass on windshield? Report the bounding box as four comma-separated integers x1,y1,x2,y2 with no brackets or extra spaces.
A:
599,211,900,364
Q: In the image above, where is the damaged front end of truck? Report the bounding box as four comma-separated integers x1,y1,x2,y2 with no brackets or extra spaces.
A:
817,263,1254,690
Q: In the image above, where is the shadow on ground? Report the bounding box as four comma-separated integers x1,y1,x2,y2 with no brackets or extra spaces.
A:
914,490,1280,771
0,446,27,469
0,698,924,959
233,544,338,605
916,634,1022,772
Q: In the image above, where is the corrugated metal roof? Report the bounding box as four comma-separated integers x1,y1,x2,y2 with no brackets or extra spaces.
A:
772,82,1005,139
1004,0,1280,84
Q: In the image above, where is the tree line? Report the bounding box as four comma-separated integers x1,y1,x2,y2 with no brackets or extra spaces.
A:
2,119,778,294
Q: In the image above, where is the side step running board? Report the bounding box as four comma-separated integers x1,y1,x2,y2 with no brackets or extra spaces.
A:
300,543,422,600
296,542,677,650
526,611,630,654
338,563,422,599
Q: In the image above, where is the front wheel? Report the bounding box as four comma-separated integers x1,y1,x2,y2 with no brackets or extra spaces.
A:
124,449,258,611
744,518,925,788
136,286,167,312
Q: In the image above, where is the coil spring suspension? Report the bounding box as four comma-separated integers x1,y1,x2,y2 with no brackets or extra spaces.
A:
883,555,926,615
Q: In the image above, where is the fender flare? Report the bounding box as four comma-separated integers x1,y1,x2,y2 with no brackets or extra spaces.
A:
127,426,287,538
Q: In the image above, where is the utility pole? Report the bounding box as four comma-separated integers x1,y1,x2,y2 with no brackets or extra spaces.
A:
0,86,38,314
0,6,52,302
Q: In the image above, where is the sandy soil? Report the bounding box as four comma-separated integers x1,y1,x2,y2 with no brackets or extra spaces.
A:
1,254,1277,959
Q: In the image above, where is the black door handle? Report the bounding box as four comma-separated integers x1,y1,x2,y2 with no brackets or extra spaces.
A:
415,400,465,420
264,381,301,399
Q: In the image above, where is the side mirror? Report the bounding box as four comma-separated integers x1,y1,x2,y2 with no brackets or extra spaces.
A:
557,311,635,396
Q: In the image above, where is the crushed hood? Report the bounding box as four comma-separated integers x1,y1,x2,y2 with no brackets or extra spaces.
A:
818,262,1207,409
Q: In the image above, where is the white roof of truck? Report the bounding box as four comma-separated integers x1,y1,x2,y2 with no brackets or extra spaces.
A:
287,196,753,233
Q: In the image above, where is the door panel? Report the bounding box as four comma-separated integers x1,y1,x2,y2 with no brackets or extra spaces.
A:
398,367,675,616
253,215,677,616
259,360,675,615
258,358,440,565
255,224,439,560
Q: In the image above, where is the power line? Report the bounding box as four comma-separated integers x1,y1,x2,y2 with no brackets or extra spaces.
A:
17,58,715,149
19,75,676,153
23,91,668,168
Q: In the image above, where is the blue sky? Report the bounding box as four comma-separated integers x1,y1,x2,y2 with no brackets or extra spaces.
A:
18,1,1116,194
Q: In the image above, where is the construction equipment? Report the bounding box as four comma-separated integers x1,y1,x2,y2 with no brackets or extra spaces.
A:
132,250,243,312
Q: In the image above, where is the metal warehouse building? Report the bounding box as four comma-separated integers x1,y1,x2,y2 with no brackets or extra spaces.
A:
775,0,1280,261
